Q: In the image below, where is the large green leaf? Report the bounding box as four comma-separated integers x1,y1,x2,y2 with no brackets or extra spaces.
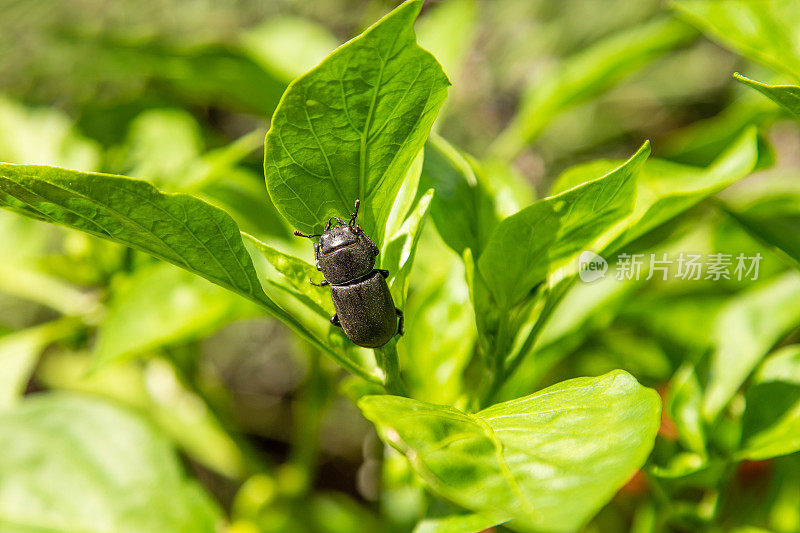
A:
0,393,221,532
360,370,660,532
264,0,449,247
93,263,257,370
478,142,647,309
489,18,695,159
673,0,800,78
0,164,336,367
740,345,800,460
704,272,800,420
734,73,800,118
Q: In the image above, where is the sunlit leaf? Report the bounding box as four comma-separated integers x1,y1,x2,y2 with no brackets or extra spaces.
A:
0,163,341,372
478,141,647,309
674,0,800,78
264,0,449,247
734,73,800,118
360,371,660,532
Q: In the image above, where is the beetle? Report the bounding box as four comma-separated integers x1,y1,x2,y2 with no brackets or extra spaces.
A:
293,200,403,348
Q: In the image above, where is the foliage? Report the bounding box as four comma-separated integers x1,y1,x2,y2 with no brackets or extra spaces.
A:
1,0,800,532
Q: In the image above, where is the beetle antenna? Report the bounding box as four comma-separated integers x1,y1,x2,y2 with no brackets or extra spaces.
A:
293,230,321,239
349,199,360,225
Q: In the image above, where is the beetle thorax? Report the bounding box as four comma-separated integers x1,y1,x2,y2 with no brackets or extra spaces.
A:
317,225,377,285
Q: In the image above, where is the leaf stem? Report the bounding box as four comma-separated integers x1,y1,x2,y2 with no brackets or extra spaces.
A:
377,340,408,396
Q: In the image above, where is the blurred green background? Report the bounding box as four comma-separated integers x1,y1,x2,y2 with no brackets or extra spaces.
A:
2,0,800,532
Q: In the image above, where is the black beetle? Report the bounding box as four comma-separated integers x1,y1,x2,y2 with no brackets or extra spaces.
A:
294,200,403,348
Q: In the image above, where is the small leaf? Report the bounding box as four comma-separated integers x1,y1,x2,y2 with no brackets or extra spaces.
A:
478,142,647,309
383,189,434,307
0,393,221,532
734,73,800,118
666,364,706,456
739,345,800,460
243,234,333,317
93,263,257,370
0,319,79,408
264,0,449,247
703,272,800,420
360,370,660,533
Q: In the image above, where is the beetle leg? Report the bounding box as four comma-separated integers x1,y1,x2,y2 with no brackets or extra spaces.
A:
349,199,360,225
395,308,404,336
377,269,389,278
309,279,329,287
313,242,322,271
293,230,321,238
330,314,341,328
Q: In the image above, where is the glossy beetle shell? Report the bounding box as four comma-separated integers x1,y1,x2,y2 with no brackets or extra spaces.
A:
330,271,397,348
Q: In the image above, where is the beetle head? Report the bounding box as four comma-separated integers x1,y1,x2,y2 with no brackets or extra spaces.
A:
319,222,362,254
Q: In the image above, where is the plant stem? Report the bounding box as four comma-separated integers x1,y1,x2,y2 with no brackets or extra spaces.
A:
377,341,407,396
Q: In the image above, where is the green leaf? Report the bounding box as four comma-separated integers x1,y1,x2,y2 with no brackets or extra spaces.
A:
419,135,498,256
383,189,434,307
739,345,800,460
555,128,759,252
478,141,647,309
264,0,449,247
734,73,800,118
0,393,221,532
93,263,257,370
0,319,79,408
477,200,559,310
489,18,695,159
673,0,800,78
359,370,660,533
719,174,800,269
704,272,800,420
0,164,339,371
666,364,706,456
414,513,505,533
